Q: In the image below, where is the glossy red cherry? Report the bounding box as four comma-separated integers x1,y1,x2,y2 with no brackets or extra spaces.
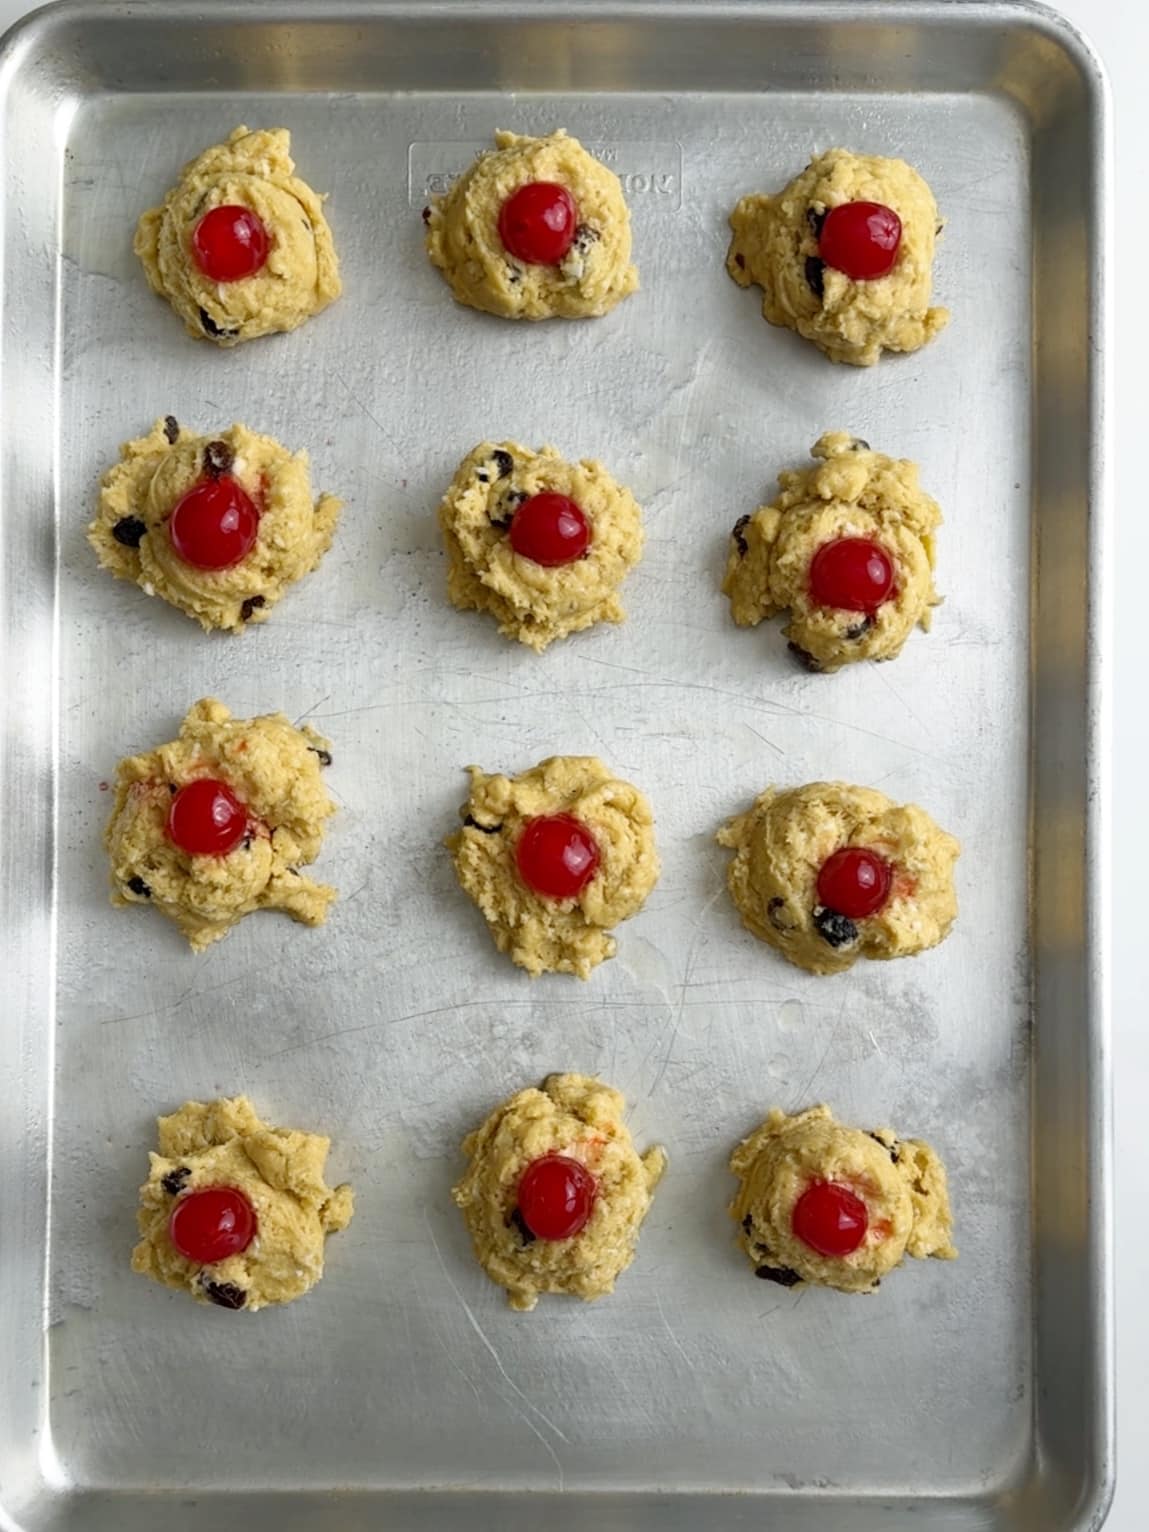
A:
816,846,892,919
498,181,578,265
808,537,895,613
166,778,248,857
169,478,259,570
509,493,591,566
517,1154,597,1241
792,1181,868,1257
818,201,902,280
191,205,270,282
169,1186,256,1264
515,814,600,900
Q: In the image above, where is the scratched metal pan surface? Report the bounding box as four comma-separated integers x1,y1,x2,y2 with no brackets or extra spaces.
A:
0,1,1111,1529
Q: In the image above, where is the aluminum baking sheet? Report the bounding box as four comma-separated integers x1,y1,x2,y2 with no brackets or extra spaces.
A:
0,3,1112,1529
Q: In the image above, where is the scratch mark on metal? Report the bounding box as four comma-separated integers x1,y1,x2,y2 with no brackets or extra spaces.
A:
422,1206,568,1485
654,1292,696,1371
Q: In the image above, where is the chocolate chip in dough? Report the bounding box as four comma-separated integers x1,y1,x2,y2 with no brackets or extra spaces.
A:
813,907,859,948
806,207,827,240
804,256,825,300
492,450,514,479
755,1264,802,1287
787,642,823,674
112,516,147,549
308,746,333,767
160,1166,191,1196
239,595,265,622
508,1207,536,1246
198,307,238,340
732,514,751,557
844,615,875,641
126,875,152,898
571,223,599,255
464,815,501,835
163,415,180,444
867,1130,900,1164
202,440,234,479
733,251,746,270
202,1280,247,1310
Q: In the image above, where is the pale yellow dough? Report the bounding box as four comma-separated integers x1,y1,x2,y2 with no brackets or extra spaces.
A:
105,699,336,952
446,756,659,978
453,1073,666,1311
135,126,341,346
424,130,638,320
717,782,959,976
89,419,340,633
438,440,643,650
730,1104,956,1294
132,1096,354,1312
727,148,948,366
723,432,941,671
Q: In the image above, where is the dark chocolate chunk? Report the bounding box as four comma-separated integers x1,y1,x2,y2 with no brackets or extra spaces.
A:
804,256,825,300
308,746,333,767
867,1130,899,1164
733,251,746,270
493,449,513,479
241,833,253,851
239,595,265,622
843,615,875,641
732,514,751,557
806,207,827,239
112,516,147,549
848,438,870,452
741,1214,754,1234
169,783,178,795
161,1166,191,1196
464,815,501,835
476,471,490,483
755,1264,802,1287
126,875,152,898
788,641,823,673
813,907,859,948
571,222,599,255
767,896,794,932
163,415,180,444
421,205,432,225
198,307,237,340
508,1207,536,1246
202,440,234,479
202,1280,247,1310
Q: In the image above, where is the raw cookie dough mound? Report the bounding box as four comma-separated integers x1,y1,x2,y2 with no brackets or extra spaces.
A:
135,126,341,346
717,781,959,976
730,1103,956,1293
438,440,643,650
132,1095,354,1311
89,418,341,633
445,756,659,978
727,148,948,366
106,698,336,952
453,1073,666,1311
424,130,638,320
723,432,941,672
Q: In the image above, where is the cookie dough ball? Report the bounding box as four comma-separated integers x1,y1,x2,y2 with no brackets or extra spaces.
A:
438,440,643,651
135,126,341,346
105,698,337,952
722,432,941,672
730,1104,956,1294
445,756,659,978
453,1073,666,1311
132,1095,354,1312
717,782,959,976
424,130,638,320
89,418,340,633
727,148,948,366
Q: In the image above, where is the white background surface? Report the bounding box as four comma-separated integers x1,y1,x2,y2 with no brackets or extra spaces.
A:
0,0,1141,1525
